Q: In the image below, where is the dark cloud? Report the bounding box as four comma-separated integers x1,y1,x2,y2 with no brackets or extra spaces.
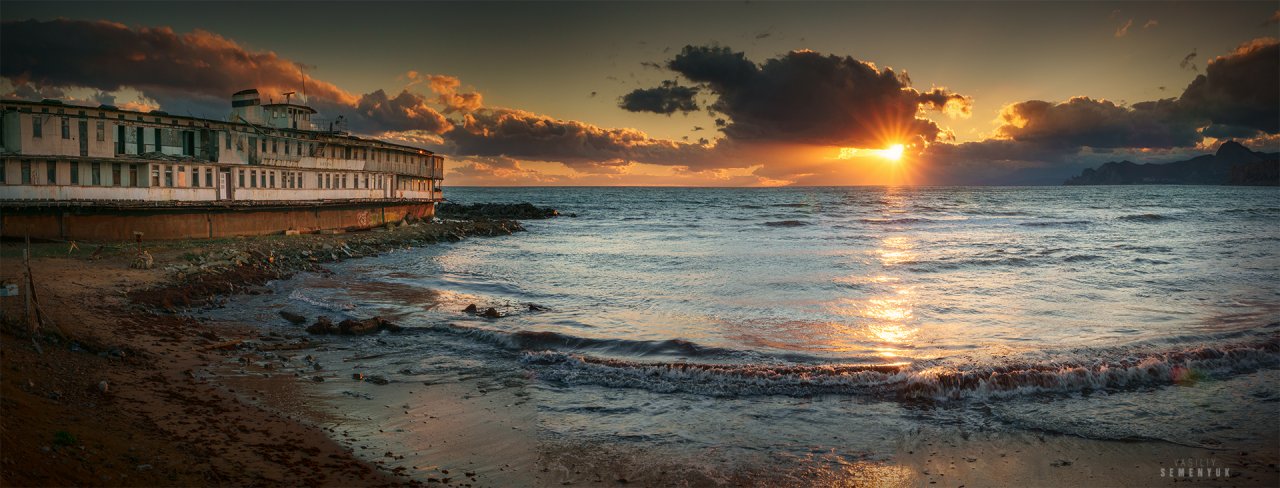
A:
618,80,699,114
346,89,451,134
441,108,715,170
626,45,971,148
1176,37,1279,135
1180,50,1198,72
0,19,449,134
640,61,663,70
962,37,1277,158
993,96,1201,149
1265,10,1280,26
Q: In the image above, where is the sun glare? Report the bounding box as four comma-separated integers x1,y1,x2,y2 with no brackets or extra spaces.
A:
836,144,906,162
878,144,905,161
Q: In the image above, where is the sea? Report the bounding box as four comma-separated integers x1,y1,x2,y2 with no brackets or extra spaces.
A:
206,186,1280,480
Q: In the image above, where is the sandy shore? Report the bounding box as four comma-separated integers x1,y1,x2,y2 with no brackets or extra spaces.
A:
0,219,521,487
3,218,1277,487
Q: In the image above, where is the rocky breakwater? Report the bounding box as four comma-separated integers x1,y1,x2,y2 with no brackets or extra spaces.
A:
128,218,530,311
438,202,566,220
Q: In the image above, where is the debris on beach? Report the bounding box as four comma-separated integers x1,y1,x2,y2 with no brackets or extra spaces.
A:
306,316,402,335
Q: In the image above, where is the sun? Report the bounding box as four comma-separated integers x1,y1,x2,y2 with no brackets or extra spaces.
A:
877,144,905,162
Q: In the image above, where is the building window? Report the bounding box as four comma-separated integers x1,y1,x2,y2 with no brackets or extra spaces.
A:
130,164,139,187
270,171,276,188
151,166,160,186
46,160,56,184
272,139,278,153
284,140,290,155
205,168,213,188
261,139,267,152
296,143,301,156
112,163,121,187
164,165,173,187
191,166,199,187
237,169,244,188
96,121,105,141
61,118,70,139
91,162,101,186
225,131,232,149
20,160,31,184
0,161,5,184
32,116,42,138
251,169,258,188
70,162,80,184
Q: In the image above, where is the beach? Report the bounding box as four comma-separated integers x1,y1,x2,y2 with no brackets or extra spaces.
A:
3,187,1279,487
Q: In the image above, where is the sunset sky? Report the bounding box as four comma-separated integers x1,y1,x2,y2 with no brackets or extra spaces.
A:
2,1,1277,186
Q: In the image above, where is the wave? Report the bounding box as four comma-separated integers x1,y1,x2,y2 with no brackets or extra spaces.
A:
1118,213,1175,222
416,322,822,362
522,335,1280,402
775,203,810,208
762,220,811,227
859,217,930,225
1018,220,1090,227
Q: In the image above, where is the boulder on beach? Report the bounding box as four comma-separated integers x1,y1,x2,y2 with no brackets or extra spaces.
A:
337,316,403,335
278,310,307,324
306,316,336,334
480,307,502,318
463,304,478,313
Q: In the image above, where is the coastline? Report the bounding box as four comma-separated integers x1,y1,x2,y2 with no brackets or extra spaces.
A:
0,218,522,486
3,214,1277,487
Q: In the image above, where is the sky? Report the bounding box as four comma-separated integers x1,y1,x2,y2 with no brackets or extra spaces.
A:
2,1,1277,186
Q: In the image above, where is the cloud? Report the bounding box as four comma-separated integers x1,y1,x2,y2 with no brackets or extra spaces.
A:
624,45,971,148
617,80,699,114
0,19,449,134
1115,19,1133,37
408,72,483,114
1180,50,1198,72
1176,37,1279,135
1143,19,1158,29
1266,10,1280,26
992,97,1201,149
440,107,719,171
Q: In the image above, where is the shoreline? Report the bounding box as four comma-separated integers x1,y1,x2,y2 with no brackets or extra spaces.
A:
0,218,525,486
3,214,1278,487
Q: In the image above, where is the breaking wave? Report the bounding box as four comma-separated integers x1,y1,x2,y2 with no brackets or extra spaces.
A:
1119,213,1175,222
521,334,1280,402
762,220,811,227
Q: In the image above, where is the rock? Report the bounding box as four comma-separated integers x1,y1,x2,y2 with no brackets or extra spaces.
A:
1051,459,1073,467
367,375,390,385
337,316,402,335
527,303,549,312
480,307,502,319
130,250,154,270
97,381,109,394
338,318,380,335
463,304,478,314
312,376,325,382
306,316,337,335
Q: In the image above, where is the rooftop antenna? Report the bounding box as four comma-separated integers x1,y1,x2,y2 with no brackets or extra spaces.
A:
283,91,295,104
299,64,307,105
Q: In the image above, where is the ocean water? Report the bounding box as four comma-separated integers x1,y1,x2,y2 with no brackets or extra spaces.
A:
208,186,1280,476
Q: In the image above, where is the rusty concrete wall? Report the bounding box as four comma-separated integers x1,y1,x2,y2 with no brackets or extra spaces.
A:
0,202,435,241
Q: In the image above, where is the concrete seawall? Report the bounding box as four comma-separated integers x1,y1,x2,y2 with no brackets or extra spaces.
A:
0,201,434,241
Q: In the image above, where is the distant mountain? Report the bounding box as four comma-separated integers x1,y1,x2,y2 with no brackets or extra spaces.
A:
1064,141,1279,186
